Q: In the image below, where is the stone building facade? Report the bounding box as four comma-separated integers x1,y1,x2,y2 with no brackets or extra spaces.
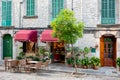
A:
0,0,120,67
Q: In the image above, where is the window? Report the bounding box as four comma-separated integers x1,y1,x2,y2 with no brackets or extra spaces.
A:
26,0,35,16
2,0,12,26
91,48,96,53
51,0,64,21
101,0,115,24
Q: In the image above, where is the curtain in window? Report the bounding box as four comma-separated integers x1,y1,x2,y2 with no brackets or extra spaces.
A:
26,0,35,16
2,0,12,26
101,0,115,24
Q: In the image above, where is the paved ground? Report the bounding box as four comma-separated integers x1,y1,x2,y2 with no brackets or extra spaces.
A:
0,69,120,80
0,61,120,80
49,63,120,77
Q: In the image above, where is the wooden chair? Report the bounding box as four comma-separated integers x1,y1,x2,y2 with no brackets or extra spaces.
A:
9,60,19,72
41,60,50,70
28,62,43,72
4,57,11,71
19,59,31,72
26,58,32,64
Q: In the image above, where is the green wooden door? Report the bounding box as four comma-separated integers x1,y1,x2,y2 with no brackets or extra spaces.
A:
3,34,13,59
101,0,115,24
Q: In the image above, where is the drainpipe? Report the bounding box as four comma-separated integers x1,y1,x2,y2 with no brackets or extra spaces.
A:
81,0,83,20
19,0,25,28
72,0,73,11
19,2,22,28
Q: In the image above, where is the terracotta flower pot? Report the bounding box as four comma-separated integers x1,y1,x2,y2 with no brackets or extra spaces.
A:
67,64,72,67
83,66,88,69
93,66,98,70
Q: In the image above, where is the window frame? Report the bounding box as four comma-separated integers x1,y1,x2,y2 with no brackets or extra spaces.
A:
2,0,12,26
26,0,36,17
101,0,116,24
51,0,64,21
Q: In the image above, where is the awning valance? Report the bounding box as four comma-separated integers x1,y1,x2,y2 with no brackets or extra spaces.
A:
14,30,37,42
40,30,58,42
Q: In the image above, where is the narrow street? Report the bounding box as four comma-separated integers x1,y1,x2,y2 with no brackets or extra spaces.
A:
0,61,120,80
0,69,120,80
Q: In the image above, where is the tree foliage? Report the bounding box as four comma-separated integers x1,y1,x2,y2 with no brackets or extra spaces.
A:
51,9,85,73
51,9,84,44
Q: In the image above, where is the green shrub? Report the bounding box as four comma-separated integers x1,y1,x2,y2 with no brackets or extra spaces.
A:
26,56,34,59
19,52,25,57
90,57,100,66
66,58,74,65
32,56,40,61
81,57,89,66
75,57,81,65
116,57,120,67
38,46,45,55
16,52,25,60
16,56,23,60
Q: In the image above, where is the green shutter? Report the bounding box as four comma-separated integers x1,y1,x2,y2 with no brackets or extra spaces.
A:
91,48,96,53
2,0,12,26
51,0,64,21
101,0,115,24
26,0,35,16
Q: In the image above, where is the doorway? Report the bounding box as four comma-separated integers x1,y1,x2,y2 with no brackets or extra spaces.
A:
100,34,116,67
3,34,13,59
51,42,65,63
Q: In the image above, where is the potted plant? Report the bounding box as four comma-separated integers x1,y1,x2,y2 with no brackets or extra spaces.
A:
66,57,74,67
74,56,81,67
83,47,90,58
90,57,100,70
32,56,40,61
37,46,45,57
116,57,120,71
16,56,23,60
16,51,25,60
81,57,89,69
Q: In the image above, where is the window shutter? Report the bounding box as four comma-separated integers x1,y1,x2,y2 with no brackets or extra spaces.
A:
26,0,35,16
2,0,12,26
7,1,11,26
101,0,115,24
52,0,64,21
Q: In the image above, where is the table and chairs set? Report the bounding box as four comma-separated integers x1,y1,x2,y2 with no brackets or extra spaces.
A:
4,57,50,73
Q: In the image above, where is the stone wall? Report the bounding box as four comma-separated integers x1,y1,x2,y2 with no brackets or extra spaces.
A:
12,0,49,28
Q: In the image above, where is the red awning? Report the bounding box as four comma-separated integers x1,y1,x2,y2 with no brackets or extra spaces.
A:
14,30,37,42
40,30,58,42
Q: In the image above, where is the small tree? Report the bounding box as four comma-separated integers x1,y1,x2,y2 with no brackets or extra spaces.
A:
51,9,84,73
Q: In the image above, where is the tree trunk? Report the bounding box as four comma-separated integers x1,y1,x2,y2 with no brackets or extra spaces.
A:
71,44,78,73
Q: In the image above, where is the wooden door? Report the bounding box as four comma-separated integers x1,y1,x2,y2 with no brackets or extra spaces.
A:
104,38,114,66
3,34,13,59
100,36,104,66
100,35,116,67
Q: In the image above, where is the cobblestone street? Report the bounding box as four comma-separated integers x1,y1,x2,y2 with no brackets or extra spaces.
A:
0,69,120,80
0,62,120,80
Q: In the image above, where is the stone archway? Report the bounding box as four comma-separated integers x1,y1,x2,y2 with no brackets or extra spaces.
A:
100,34,116,67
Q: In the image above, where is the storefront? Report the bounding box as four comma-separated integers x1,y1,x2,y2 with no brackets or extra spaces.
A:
14,30,37,56
40,30,65,63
